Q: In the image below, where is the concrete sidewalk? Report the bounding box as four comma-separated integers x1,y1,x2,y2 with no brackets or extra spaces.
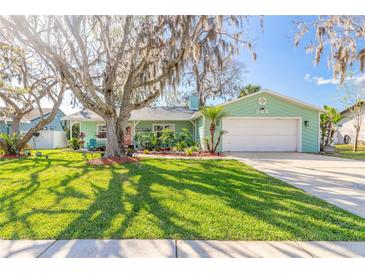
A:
1,240,365,258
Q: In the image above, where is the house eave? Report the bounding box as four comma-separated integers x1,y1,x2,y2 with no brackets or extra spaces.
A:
192,89,325,118
62,117,194,122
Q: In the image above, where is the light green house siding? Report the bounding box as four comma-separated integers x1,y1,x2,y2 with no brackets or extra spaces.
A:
193,116,204,145
79,120,194,148
135,120,193,135
80,121,99,147
198,92,320,153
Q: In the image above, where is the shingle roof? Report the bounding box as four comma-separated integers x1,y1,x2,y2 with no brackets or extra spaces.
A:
0,107,30,123
24,108,54,121
340,100,365,114
0,107,54,123
130,106,195,121
62,106,196,122
62,109,101,121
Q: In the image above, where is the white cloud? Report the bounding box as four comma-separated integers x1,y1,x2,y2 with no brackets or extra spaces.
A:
304,73,365,86
304,74,339,85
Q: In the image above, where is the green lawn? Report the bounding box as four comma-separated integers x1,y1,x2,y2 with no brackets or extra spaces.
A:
0,150,365,240
335,144,365,160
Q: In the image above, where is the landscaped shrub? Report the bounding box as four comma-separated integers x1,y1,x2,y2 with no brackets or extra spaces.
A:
69,137,81,150
134,132,159,150
184,147,194,156
160,128,175,148
134,128,201,153
0,133,23,155
175,128,194,146
68,132,86,150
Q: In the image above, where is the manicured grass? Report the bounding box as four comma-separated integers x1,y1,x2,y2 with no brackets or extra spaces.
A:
335,144,365,160
0,150,365,240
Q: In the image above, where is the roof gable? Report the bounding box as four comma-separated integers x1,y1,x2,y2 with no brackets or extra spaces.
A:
192,89,325,119
62,106,196,122
0,107,65,122
220,90,324,112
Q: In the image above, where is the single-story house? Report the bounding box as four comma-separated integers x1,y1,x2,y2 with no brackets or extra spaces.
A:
0,108,68,149
336,101,365,145
61,89,324,152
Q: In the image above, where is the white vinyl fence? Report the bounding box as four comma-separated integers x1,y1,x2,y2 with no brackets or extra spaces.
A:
28,130,68,149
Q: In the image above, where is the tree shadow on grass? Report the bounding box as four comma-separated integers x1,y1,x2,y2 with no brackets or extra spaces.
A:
1,156,365,240
51,158,365,240
55,165,201,239
0,154,92,239
111,159,365,240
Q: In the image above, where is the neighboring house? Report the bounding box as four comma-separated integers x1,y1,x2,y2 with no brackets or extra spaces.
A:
336,101,365,145
0,107,68,149
61,90,324,152
0,112,30,135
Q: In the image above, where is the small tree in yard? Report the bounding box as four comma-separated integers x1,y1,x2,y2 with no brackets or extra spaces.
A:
320,105,342,151
0,41,65,154
338,74,365,152
201,105,226,153
350,101,364,152
0,16,253,158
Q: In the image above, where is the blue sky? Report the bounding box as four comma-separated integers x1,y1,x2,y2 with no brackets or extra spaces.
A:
236,16,343,109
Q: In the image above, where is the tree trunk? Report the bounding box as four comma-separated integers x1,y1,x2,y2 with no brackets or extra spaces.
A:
353,127,360,152
104,115,125,158
210,123,215,153
325,121,332,146
11,117,22,135
15,90,65,152
193,63,205,107
320,132,326,151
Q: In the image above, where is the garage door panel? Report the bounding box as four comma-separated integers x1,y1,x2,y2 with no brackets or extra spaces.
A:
225,127,297,136
224,136,297,151
222,118,299,152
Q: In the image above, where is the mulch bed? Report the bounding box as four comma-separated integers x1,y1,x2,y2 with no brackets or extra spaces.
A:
0,154,27,159
140,151,225,157
87,156,140,165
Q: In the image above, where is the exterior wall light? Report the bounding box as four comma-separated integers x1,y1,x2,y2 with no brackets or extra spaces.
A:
304,120,309,127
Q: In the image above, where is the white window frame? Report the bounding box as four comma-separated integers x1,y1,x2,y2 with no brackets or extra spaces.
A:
152,124,175,136
96,124,107,139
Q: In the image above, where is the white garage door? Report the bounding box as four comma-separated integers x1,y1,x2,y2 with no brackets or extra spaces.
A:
222,118,299,152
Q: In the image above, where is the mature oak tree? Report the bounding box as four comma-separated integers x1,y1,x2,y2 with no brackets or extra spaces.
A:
0,15,251,158
184,59,246,106
0,40,65,152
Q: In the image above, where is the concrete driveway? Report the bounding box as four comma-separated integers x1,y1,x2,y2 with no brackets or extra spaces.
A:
227,153,365,219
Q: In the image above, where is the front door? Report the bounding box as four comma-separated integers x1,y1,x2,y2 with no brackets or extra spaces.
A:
123,126,132,146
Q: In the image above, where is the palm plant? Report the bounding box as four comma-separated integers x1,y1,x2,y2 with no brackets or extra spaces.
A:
201,105,225,153
0,133,23,155
320,105,342,150
239,84,261,97
160,128,175,149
